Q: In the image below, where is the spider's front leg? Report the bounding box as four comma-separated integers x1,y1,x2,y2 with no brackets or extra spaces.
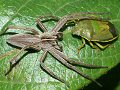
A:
52,13,109,33
49,40,63,52
49,47,104,87
36,15,60,32
51,45,108,69
39,50,69,87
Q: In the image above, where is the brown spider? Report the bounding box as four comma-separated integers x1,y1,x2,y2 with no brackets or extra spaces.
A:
3,13,107,87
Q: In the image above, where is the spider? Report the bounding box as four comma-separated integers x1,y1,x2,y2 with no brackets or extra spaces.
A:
3,13,107,87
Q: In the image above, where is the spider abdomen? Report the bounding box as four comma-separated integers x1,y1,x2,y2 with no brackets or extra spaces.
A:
7,34,41,50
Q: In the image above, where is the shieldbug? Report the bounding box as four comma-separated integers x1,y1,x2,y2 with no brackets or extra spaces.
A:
71,18,118,53
1,13,108,87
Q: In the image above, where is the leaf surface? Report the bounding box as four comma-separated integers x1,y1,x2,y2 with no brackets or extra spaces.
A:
0,0,120,90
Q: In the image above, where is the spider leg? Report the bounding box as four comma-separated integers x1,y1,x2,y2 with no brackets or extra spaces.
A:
52,13,108,32
0,49,19,60
49,47,103,87
5,26,39,35
37,15,60,21
49,39,63,52
78,12,111,15
5,46,28,76
50,46,107,68
66,58,108,68
36,15,60,32
40,50,70,87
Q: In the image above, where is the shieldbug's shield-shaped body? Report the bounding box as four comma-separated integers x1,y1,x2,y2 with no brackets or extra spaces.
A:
72,18,118,53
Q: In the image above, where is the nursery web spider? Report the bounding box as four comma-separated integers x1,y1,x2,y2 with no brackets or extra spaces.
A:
3,13,107,87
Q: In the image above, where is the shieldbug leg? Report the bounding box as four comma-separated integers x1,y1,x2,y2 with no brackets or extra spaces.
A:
40,51,69,87
78,38,86,54
5,26,39,35
95,42,109,49
36,15,60,32
49,47,102,87
89,41,98,49
5,46,28,76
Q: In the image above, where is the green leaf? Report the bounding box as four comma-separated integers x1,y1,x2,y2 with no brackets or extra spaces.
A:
115,82,120,90
0,0,120,90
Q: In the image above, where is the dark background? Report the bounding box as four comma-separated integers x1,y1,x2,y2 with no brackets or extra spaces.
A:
82,63,120,90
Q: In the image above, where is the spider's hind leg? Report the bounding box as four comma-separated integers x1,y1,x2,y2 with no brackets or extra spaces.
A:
49,47,105,87
4,26,39,35
40,51,70,87
51,44,108,69
68,58,108,69
5,46,28,75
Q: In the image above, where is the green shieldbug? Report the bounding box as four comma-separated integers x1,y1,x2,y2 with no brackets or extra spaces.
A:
72,19,118,53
